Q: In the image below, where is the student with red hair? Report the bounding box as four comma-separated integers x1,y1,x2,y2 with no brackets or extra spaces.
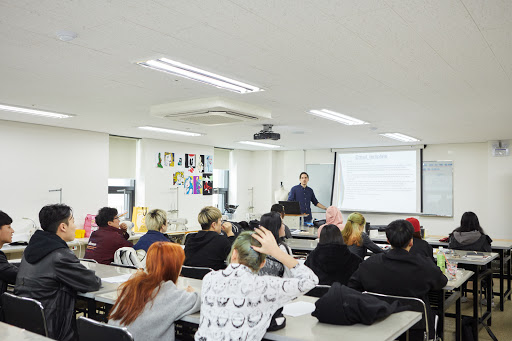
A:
108,242,200,340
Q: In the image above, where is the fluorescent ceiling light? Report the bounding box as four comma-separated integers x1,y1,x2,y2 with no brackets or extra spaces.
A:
0,103,74,119
238,141,281,148
380,133,420,142
308,109,368,125
137,58,262,94
138,126,203,137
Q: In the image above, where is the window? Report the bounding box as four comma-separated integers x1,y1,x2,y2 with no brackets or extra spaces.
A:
212,169,229,213
108,179,135,220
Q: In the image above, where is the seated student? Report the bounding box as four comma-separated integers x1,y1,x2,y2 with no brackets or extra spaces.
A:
195,228,318,341
84,207,132,265
0,211,18,290
108,242,200,340
406,217,434,260
184,206,235,270
133,209,170,252
448,211,492,252
317,206,344,238
305,224,362,285
348,219,447,341
259,212,292,277
270,204,292,238
342,212,383,258
15,204,101,341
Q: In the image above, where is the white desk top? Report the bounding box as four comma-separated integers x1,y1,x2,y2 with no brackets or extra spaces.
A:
0,321,53,341
77,261,138,299
181,295,421,341
439,249,499,266
444,269,474,291
287,238,318,251
371,234,512,250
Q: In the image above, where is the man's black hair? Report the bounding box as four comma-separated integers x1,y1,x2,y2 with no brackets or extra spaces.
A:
386,219,414,249
270,204,285,217
95,207,118,227
39,204,73,234
0,210,13,227
299,172,309,179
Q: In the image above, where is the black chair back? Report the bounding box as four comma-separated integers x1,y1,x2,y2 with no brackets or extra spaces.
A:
1,292,48,337
180,265,214,279
363,291,429,340
305,285,331,298
77,316,133,341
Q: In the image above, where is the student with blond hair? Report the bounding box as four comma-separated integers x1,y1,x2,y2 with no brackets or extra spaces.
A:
342,212,383,258
109,242,200,340
134,209,170,252
195,228,318,340
184,206,235,270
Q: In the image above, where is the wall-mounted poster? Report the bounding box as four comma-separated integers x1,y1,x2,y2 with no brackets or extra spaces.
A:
193,176,202,194
176,153,184,168
185,176,194,195
197,155,204,173
204,155,213,173
156,152,163,168
203,174,213,195
185,154,196,169
173,171,184,185
164,152,174,167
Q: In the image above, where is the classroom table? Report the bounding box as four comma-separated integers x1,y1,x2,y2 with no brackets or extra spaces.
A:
371,234,512,312
95,281,422,341
0,321,54,341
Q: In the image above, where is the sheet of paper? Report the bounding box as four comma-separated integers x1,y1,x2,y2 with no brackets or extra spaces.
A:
102,273,133,283
282,301,315,317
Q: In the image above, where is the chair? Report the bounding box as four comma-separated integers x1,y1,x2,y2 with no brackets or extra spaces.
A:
305,284,331,298
180,265,214,279
1,292,48,337
363,291,431,341
77,316,133,341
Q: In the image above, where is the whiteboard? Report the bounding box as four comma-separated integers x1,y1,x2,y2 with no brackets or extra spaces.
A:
306,164,334,212
422,161,453,217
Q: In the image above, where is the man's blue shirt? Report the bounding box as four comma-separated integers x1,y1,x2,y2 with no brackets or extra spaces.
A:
288,184,319,222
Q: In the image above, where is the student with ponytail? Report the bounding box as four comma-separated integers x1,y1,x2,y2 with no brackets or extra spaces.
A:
108,242,200,341
342,212,383,258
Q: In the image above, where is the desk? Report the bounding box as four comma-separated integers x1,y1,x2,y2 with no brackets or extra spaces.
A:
2,239,86,259
180,295,421,341
0,321,53,341
283,214,308,230
372,234,512,312
287,238,317,253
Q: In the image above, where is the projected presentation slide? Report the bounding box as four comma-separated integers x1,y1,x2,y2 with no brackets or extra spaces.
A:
333,150,420,213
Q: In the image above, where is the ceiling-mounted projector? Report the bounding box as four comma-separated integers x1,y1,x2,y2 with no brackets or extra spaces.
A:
254,124,280,141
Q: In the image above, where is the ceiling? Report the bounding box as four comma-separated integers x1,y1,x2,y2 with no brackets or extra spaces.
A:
1,0,511,150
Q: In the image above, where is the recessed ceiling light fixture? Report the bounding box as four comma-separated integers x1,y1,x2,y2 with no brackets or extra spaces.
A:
0,103,74,119
308,109,368,125
238,141,281,148
137,58,262,94
380,133,420,142
138,126,203,137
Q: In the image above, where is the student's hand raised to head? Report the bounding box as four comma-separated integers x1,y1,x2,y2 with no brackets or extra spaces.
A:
221,221,234,237
252,226,298,269
251,226,280,256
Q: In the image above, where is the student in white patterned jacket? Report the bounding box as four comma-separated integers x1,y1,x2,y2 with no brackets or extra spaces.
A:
195,227,319,341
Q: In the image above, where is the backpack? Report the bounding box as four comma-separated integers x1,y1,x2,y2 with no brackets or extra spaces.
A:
114,247,146,269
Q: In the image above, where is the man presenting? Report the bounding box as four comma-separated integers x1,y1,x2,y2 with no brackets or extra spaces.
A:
288,172,327,223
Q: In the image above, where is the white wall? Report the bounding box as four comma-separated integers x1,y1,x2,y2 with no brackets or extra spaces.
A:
137,138,214,230
0,120,109,236
109,136,137,178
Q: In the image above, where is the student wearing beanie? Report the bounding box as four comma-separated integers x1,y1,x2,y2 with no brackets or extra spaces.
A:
406,217,434,261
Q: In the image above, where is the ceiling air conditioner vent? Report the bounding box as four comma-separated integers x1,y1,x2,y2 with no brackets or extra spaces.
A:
151,97,271,126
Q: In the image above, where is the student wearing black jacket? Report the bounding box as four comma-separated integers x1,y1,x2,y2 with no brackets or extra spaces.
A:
406,217,434,261
305,224,362,285
15,204,101,341
448,211,492,252
348,219,447,341
0,210,18,311
184,206,235,270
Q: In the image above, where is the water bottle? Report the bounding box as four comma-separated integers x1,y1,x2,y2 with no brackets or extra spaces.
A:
437,247,446,274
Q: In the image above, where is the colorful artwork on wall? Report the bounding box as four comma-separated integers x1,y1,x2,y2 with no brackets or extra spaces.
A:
197,155,204,173
173,171,184,185
185,154,196,168
185,176,194,195
203,174,213,195
156,152,163,168
204,155,213,173
193,176,202,194
164,152,174,167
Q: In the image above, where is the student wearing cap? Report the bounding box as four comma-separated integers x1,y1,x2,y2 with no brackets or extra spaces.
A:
406,217,434,261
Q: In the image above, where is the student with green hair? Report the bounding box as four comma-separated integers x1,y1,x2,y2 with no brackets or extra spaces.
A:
195,228,318,341
342,212,383,258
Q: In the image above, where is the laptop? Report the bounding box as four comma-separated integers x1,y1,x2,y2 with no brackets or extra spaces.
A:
278,201,302,215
